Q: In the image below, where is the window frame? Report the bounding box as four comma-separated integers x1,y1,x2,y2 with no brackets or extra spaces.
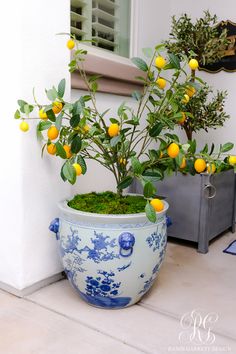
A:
71,0,144,96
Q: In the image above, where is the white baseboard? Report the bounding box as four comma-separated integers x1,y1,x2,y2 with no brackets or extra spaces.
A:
0,273,65,297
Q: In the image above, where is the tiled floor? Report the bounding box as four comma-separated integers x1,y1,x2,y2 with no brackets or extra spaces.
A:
1,232,236,354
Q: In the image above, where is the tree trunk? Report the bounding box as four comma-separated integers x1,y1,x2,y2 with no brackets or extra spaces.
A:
184,126,193,141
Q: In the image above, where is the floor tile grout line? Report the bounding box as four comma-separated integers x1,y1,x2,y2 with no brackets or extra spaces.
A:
25,297,150,354
138,302,236,343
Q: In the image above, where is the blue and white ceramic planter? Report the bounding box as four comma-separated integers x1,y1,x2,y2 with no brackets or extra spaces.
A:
49,199,169,309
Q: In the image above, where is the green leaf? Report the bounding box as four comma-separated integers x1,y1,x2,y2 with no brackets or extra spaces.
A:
117,176,133,190
46,109,56,122
163,63,175,70
175,151,184,167
201,144,208,154
168,53,180,69
189,139,196,154
88,75,102,83
58,79,66,98
91,81,98,92
145,202,156,223
38,120,52,131
44,104,53,112
62,161,76,184
24,104,31,116
68,131,78,144
55,112,63,130
149,123,163,137
71,136,82,154
209,143,215,155
155,44,166,51
117,102,126,116
110,118,119,124
77,155,87,174
73,100,83,116
110,135,121,147
131,157,142,175
18,99,28,113
55,142,67,159
46,88,58,101
81,95,92,102
220,142,234,153
132,91,142,101
131,57,148,72
165,133,180,142
143,169,164,180
143,181,156,198
60,164,67,182
14,109,21,119
125,119,139,126
70,114,80,128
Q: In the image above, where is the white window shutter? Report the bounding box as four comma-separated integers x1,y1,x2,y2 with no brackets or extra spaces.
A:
71,0,130,57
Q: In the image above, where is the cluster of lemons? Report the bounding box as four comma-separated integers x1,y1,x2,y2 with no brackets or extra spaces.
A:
155,55,198,126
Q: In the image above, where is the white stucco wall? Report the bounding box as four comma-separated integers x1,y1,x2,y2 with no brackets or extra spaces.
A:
0,0,71,290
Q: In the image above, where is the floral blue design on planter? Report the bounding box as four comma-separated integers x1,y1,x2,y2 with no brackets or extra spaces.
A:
49,218,60,240
139,275,156,295
79,231,119,263
117,261,132,272
61,228,81,256
139,251,167,295
146,231,162,251
63,253,86,273
118,232,135,257
74,270,131,308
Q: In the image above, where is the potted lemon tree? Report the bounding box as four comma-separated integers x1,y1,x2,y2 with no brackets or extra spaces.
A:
133,11,236,253
15,37,232,308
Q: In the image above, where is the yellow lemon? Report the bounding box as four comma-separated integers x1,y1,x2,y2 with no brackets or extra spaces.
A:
52,101,63,114
73,163,82,176
228,156,236,165
67,39,75,50
156,77,166,89
194,159,206,173
180,158,187,169
83,124,90,133
39,109,48,120
63,145,72,159
182,94,190,104
19,121,29,132
207,163,216,174
47,143,56,155
47,126,59,140
108,123,120,137
150,199,164,212
178,112,186,124
167,143,180,158
119,158,127,165
155,56,166,69
188,59,199,70
186,86,196,97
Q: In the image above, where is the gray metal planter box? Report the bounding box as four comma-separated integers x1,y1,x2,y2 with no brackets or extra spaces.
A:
131,169,236,253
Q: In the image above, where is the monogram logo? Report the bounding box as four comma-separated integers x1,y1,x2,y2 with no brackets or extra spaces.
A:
179,309,219,345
